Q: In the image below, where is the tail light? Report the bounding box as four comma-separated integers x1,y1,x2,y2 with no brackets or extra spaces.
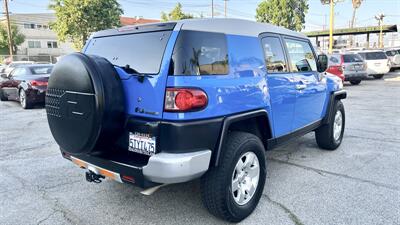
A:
30,80,48,86
164,88,208,112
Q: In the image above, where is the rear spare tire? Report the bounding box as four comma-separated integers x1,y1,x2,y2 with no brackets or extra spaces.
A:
46,53,125,155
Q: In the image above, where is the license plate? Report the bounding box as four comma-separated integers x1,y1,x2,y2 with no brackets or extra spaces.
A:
374,63,381,66
354,65,361,70
128,132,156,156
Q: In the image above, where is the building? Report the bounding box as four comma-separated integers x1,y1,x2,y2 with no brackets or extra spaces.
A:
120,16,160,26
0,13,160,63
0,13,74,63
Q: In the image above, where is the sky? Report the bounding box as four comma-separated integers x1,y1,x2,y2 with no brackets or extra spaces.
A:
4,0,400,32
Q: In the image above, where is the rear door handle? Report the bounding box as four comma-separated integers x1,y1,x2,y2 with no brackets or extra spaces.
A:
295,84,307,90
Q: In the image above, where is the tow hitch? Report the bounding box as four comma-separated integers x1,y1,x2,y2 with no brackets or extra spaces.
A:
85,170,105,183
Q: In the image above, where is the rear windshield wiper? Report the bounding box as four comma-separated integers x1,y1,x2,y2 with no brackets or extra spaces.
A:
113,64,153,82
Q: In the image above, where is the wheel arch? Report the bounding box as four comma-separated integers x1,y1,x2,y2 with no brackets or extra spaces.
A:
322,90,347,125
212,109,272,167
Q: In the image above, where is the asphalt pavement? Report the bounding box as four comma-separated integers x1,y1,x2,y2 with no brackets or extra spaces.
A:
0,71,399,225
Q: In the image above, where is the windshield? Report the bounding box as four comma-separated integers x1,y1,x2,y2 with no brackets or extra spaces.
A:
85,31,172,74
359,52,387,60
343,54,363,63
30,66,53,75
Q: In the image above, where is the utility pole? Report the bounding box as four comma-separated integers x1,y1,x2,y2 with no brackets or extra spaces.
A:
328,0,334,54
224,0,228,18
320,0,344,54
3,0,13,59
375,13,385,48
211,0,214,18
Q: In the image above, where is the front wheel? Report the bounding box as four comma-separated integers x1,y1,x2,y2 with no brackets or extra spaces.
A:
373,74,384,79
315,100,345,150
200,131,266,222
350,80,361,85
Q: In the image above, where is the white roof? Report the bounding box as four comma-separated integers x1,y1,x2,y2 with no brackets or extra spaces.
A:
176,18,307,38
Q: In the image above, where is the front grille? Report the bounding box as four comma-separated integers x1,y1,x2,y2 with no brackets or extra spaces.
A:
45,88,65,117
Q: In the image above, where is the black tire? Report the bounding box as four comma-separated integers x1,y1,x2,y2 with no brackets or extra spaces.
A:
0,89,8,101
19,89,33,109
315,100,345,150
200,131,266,222
373,74,384,79
350,80,361,85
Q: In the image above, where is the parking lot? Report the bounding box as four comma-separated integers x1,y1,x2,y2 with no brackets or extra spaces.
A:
0,71,399,225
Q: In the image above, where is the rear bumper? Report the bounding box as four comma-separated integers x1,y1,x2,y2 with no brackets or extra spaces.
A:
344,72,367,81
27,88,46,103
67,150,211,187
366,67,390,75
143,150,211,183
62,116,222,188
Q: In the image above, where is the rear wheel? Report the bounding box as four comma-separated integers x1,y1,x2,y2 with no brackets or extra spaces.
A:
19,89,33,109
373,74,384,79
0,89,8,101
200,131,266,222
350,80,361,85
315,100,345,150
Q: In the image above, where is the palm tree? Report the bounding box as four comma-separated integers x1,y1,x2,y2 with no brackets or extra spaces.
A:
349,0,363,47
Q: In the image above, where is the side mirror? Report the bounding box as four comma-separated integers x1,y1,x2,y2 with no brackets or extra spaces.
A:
0,73,7,78
317,54,328,72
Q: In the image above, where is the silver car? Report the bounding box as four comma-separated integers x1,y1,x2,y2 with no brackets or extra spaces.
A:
327,53,367,85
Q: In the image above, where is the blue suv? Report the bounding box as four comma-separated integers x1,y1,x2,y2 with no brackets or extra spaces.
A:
46,19,346,222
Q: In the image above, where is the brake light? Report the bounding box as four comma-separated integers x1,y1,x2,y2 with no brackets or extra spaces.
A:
164,88,208,112
30,80,48,86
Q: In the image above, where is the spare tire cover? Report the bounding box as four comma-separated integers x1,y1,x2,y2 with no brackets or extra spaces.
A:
46,53,125,155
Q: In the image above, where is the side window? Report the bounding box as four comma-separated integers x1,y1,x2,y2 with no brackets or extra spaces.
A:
171,30,229,75
284,39,317,72
261,36,288,73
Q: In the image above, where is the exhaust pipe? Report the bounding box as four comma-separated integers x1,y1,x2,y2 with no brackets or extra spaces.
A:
140,184,168,195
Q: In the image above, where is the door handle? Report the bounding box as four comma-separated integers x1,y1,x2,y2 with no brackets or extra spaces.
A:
295,84,307,90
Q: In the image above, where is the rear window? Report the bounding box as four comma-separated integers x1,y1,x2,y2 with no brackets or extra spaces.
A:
30,66,53,75
359,52,387,60
171,30,229,75
343,54,363,63
386,50,398,57
85,31,172,74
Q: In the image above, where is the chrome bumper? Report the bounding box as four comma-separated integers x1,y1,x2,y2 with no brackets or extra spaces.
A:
142,150,211,184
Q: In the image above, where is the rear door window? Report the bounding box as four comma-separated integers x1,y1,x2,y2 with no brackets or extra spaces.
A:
85,31,172,74
171,30,229,75
261,37,288,73
284,39,317,72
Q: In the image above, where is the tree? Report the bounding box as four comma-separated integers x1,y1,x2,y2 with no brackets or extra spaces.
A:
256,0,309,31
0,24,25,54
349,0,363,46
49,0,123,50
161,3,193,21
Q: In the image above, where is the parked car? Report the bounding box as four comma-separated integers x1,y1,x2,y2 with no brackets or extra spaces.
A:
0,64,53,109
385,47,400,71
45,19,346,222
325,53,367,85
355,50,390,79
1,61,35,75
